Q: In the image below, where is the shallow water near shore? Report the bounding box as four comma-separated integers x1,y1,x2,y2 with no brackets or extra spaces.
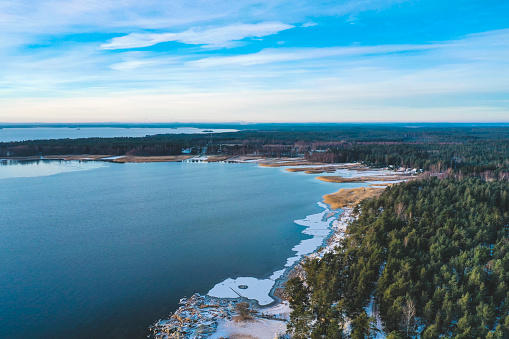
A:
0,161,365,339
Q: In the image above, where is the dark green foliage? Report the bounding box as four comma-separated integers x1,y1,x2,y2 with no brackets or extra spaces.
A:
288,178,509,338
350,311,378,339
286,277,313,339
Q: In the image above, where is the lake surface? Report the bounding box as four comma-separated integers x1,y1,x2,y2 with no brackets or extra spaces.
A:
0,127,237,142
0,161,359,339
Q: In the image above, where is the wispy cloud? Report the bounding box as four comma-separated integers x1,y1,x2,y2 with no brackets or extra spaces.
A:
100,22,294,50
1,0,508,122
0,0,410,37
2,29,508,98
301,21,317,27
188,44,441,67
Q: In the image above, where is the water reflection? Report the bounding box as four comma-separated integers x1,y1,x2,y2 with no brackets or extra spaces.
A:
0,159,107,179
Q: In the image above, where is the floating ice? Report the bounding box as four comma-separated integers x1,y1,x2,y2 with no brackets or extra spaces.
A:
207,202,338,305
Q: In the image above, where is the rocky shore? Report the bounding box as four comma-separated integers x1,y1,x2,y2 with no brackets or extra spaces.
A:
149,205,355,339
150,294,239,338
150,294,290,339
148,163,410,338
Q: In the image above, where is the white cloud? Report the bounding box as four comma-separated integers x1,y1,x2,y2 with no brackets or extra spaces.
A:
0,0,410,45
301,21,317,27
109,60,156,71
100,22,294,50
188,44,440,67
1,0,508,124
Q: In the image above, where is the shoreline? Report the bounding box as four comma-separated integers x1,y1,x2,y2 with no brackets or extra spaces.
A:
1,156,415,338
150,204,349,339
206,201,339,307
149,163,411,338
0,154,359,165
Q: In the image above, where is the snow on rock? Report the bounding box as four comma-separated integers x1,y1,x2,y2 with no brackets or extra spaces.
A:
151,294,237,339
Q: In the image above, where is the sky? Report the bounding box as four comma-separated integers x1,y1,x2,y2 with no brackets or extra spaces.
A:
0,0,508,123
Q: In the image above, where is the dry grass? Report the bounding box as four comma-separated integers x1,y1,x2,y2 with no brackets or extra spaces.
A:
111,155,194,163
206,156,233,162
259,160,323,167
285,166,344,174
44,155,112,161
316,174,411,183
285,164,369,172
323,187,385,209
370,183,397,187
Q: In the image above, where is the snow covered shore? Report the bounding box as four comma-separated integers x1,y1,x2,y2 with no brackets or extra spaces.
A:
149,165,406,338
150,205,353,339
207,202,339,306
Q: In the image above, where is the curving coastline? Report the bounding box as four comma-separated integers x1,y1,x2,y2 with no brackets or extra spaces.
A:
150,203,348,339
2,157,414,339
206,201,338,306
149,162,415,338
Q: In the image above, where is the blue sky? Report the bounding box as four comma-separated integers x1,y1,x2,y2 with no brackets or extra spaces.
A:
1,0,508,122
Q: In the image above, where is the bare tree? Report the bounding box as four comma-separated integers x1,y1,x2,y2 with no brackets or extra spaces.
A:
402,299,416,336
235,302,253,321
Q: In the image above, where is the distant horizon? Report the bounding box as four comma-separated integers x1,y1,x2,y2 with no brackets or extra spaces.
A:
2,122,509,128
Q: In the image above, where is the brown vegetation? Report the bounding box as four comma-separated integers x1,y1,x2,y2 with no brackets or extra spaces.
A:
285,164,370,174
316,174,412,183
323,187,384,209
259,160,323,167
44,154,112,161
111,155,194,163
235,302,253,322
286,166,342,174
206,155,234,162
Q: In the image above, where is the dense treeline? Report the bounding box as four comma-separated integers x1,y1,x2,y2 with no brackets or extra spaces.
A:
309,141,509,179
2,125,509,176
287,178,509,338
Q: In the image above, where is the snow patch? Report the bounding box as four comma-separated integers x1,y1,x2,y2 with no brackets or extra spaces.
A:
208,202,337,305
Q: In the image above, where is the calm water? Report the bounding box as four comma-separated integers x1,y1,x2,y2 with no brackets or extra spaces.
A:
0,127,237,142
0,161,354,339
